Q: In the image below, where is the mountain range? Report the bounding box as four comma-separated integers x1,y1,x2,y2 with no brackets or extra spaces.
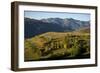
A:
24,17,90,38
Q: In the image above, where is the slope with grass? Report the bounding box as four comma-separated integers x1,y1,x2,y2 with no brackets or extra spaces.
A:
24,30,90,61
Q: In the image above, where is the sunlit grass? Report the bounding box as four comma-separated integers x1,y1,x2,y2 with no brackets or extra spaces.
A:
24,31,90,61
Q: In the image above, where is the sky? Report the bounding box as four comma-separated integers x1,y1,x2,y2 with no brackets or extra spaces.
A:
24,11,90,21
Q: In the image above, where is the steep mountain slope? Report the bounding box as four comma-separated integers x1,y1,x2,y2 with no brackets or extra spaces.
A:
25,18,64,38
25,18,90,38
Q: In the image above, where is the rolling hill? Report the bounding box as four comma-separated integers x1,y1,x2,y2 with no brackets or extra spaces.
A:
24,31,90,61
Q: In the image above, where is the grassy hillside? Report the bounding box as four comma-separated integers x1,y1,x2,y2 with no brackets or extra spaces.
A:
24,31,90,61
75,27,90,33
